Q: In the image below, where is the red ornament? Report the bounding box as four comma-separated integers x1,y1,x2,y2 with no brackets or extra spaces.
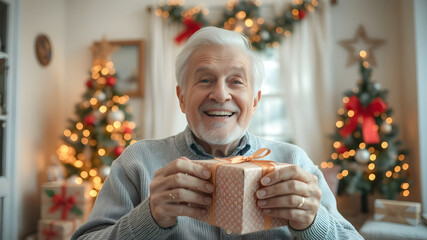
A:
298,9,306,19
339,96,387,144
86,79,93,88
113,145,125,157
83,114,95,126
175,18,202,44
336,145,348,154
106,76,116,86
123,127,133,135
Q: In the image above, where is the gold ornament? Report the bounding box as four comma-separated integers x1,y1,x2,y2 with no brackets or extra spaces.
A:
338,25,385,67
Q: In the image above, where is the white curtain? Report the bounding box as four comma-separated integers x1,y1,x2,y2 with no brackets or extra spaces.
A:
280,0,334,164
144,12,187,139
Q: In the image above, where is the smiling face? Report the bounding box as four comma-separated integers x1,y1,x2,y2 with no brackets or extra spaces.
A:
177,44,261,155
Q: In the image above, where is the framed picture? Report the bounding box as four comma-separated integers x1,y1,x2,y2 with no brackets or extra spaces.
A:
96,40,145,97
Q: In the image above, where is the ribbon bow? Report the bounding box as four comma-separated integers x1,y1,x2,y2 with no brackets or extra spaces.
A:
339,95,387,144
210,148,276,230
42,223,57,240
48,185,76,220
216,148,272,164
175,18,202,43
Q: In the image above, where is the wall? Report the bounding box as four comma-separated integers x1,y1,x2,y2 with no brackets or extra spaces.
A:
15,0,420,238
17,0,66,238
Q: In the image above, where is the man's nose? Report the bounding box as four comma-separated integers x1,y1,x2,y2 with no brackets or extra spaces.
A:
209,81,231,102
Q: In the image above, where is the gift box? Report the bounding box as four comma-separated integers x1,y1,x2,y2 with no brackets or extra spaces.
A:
38,219,82,240
374,199,421,225
41,182,92,220
192,149,288,234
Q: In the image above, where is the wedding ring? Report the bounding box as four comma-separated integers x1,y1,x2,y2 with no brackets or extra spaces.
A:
169,193,175,200
297,197,305,208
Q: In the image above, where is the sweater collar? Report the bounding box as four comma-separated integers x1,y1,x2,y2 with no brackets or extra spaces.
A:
176,126,255,160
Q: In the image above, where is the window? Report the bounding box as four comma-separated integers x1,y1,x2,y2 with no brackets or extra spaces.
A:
249,49,292,142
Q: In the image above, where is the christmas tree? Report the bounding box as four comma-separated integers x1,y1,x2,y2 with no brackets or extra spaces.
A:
322,55,410,211
56,38,137,198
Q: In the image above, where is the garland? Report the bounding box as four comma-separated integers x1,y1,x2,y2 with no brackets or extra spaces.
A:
155,0,319,51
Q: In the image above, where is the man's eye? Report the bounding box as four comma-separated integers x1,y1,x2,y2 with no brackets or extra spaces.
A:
200,79,210,83
232,79,243,85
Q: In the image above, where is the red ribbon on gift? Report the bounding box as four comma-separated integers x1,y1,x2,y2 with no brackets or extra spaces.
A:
339,95,387,144
211,148,276,230
42,223,57,240
175,18,201,43
48,185,76,220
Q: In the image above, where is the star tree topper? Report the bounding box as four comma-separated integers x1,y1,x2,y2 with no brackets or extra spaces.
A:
90,36,119,67
338,25,385,67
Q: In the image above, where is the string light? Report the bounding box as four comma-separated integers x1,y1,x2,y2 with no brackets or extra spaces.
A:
402,163,409,170
99,105,107,113
333,141,341,148
76,122,83,130
64,129,72,137
80,171,89,178
343,97,349,104
90,98,98,105
93,176,102,184
321,162,328,168
98,148,106,156
336,120,344,128
342,169,349,177
89,169,97,177
359,143,366,149
381,142,388,149
331,153,338,159
90,190,98,197
368,163,375,170
370,154,376,161
394,166,401,172
81,138,89,145
385,171,392,178
369,173,376,181
75,177,83,184
401,183,409,190
83,129,90,137
402,190,410,197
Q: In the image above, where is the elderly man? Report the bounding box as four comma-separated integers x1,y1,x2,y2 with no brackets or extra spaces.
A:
72,27,362,239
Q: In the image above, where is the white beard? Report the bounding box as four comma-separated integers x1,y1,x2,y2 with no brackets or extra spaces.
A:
194,122,246,146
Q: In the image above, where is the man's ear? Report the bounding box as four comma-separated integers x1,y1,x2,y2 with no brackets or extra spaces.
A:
176,86,186,113
252,90,262,114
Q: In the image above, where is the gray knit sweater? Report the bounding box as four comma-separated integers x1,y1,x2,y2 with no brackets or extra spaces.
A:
72,127,362,240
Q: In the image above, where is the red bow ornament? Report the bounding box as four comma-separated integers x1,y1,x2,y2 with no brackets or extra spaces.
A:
175,18,202,44
48,185,77,220
339,95,387,144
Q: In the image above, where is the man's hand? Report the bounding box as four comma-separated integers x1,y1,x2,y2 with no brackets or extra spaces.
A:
149,157,214,228
256,164,322,230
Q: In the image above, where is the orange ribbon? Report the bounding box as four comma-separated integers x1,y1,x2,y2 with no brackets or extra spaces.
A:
48,185,76,220
210,148,276,230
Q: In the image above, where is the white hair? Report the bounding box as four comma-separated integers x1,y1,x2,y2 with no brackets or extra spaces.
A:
175,26,264,95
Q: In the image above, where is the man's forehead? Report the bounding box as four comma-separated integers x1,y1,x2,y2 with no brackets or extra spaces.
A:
195,64,247,73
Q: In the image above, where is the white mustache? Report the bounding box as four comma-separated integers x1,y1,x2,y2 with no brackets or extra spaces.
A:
199,102,240,114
